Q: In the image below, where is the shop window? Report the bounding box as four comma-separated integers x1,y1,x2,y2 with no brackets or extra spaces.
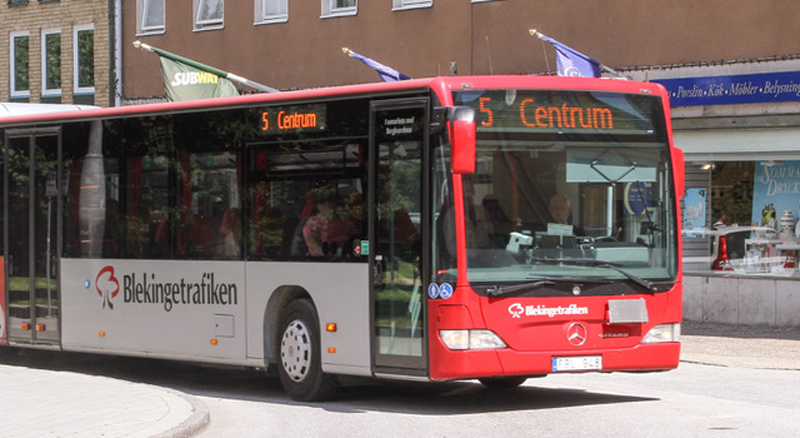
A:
255,0,287,24
41,29,61,99
195,0,224,31
322,0,357,18
138,0,165,35
10,31,30,100
682,160,800,277
393,0,432,10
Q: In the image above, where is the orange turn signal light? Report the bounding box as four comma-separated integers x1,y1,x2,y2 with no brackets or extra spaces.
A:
21,323,31,331
210,339,218,345
35,324,46,332
98,331,106,337
327,347,336,354
326,323,337,332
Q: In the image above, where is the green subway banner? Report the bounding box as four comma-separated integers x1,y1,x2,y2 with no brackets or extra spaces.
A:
160,56,239,101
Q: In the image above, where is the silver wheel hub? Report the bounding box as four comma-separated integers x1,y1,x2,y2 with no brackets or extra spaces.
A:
281,319,312,382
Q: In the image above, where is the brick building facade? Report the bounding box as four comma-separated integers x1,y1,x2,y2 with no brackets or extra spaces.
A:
1,0,113,107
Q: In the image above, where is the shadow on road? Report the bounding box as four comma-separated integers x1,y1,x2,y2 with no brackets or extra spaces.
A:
0,347,656,415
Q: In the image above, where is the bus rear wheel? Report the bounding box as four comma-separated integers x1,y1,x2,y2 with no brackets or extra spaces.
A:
278,299,337,401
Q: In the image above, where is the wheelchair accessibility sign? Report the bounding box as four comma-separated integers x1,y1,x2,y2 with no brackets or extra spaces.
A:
428,283,454,300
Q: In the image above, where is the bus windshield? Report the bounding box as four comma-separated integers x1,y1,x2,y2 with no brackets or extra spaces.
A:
447,88,678,293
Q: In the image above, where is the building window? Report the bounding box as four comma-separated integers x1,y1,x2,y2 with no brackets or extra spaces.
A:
41,28,61,99
195,0,224,31
255,0,287,24
322,0,357,18
138,0,165,35
73,24,94,97
392,0,432,10
8,0,29,5
10,31,30,99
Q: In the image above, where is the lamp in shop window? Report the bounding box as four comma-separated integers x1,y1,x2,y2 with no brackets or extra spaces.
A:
784,250,797,270
701,163,714,171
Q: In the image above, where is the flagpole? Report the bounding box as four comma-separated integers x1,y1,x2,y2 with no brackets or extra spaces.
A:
529,29,621,77
133,41,279,93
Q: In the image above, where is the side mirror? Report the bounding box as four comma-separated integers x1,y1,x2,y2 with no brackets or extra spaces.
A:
448,107,476,174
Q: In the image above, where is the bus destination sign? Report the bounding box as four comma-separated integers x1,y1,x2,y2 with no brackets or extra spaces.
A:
259,103,326,134
455,89,657,134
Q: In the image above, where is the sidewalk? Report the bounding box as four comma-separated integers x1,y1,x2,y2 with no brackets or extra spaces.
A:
0,357,208,438
681,321,800,370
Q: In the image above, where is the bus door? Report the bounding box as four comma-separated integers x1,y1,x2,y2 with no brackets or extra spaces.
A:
3,129,61,346
369,99,429,377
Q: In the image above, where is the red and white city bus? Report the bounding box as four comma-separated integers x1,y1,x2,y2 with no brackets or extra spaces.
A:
0,75,683,400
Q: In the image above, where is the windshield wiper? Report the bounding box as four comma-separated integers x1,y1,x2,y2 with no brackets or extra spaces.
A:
486,280,558,297
531,258,656,292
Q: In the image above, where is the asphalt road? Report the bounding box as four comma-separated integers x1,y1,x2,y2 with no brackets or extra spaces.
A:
1,321,797,438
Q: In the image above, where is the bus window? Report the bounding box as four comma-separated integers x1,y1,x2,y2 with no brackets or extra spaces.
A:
246,142,366,261
62,121,123,259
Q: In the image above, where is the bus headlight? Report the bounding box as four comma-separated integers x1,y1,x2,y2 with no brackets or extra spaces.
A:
641,323,681,344
440,330,507,350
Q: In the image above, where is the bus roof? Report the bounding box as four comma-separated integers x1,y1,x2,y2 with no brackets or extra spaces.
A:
0,102,99,118
0,76,668,127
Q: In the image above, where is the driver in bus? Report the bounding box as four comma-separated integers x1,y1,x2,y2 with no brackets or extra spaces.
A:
548,193,585,236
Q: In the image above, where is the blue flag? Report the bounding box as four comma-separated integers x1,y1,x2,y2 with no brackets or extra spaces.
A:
536,33,601,78
346,49,411,82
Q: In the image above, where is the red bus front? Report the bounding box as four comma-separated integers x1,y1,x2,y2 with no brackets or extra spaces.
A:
427,79,682,381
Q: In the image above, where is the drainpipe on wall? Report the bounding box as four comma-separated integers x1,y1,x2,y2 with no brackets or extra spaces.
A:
111,0,122,107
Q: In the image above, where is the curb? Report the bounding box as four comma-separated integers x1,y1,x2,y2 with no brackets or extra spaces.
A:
151,389,210,438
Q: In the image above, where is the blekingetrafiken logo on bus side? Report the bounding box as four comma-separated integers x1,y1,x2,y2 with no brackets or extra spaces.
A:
93,266,238,312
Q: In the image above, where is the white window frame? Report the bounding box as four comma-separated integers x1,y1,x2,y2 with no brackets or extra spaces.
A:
41,28,62,97
138,0,165,35
194,0,225,31
73,24,95,96
392,0,432,11
10,31,30,99
321,0,357,18
255,0,288,25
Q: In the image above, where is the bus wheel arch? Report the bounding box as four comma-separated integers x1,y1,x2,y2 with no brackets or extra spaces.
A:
263,285,310,372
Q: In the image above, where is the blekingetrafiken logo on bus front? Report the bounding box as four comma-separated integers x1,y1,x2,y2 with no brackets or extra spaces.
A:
89,265,239,312
509,303,589,319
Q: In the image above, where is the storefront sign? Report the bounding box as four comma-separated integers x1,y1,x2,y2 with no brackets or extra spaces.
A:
654,71,800,107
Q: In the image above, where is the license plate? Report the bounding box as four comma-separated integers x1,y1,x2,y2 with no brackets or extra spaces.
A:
552,355,603,372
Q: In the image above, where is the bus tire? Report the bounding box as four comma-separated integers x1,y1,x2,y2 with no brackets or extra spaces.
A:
277,299,337,401
478,376,527,389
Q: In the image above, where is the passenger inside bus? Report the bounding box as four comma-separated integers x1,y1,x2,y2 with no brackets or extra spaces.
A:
218,208,242,259
303,190,335,257
442,179,493,259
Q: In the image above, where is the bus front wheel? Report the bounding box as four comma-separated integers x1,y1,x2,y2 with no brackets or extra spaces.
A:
479,376,528,389
277,299,337,401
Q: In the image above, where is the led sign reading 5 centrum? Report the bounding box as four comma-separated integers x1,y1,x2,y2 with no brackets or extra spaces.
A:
456,89,659,134
259,103,326,134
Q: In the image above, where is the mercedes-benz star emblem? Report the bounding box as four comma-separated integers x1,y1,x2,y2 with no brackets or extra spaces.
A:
567,322,587,346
